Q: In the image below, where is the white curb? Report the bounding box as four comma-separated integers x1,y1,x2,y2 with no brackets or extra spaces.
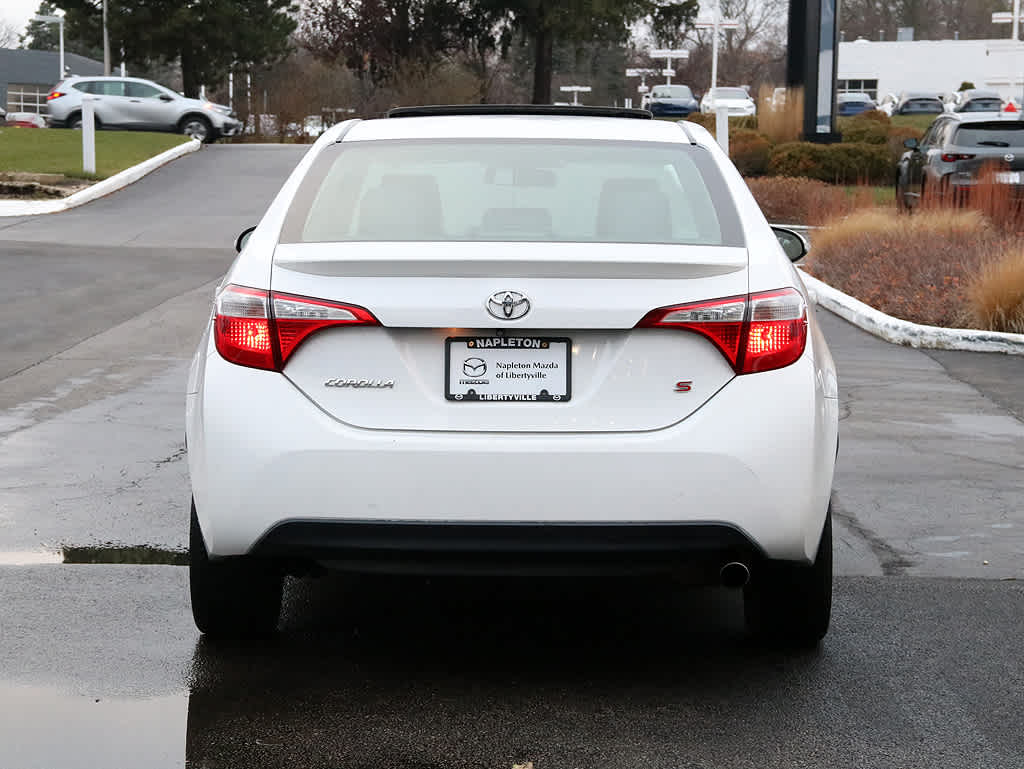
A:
798,267,1024,355
0,138,201,217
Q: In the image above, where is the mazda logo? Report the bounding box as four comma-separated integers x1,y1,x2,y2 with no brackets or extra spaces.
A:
1006,153,1016,163
462,357,487,377
486,291,530,320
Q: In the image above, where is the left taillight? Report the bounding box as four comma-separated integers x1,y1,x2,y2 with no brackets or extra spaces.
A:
46,91,65,101
636,287,808,375
213,284,378,371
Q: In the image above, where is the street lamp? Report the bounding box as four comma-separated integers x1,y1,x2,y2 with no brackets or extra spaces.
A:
31,11,65,81
559,85,592,105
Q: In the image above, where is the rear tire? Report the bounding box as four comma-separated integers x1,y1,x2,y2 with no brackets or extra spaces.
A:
189,500,283,638
743,507,832,648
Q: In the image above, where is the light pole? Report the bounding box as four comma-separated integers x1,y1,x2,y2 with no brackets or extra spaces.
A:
31,11,65,80
559,85,592,105
694,1,739,101
102,0,111,76
649,49,689,86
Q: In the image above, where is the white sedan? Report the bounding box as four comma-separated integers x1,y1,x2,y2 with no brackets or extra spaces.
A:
186,105,838,646
700,87,757,116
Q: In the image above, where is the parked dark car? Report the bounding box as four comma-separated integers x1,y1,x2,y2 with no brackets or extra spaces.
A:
645,84,699,117
896,112,1024,208
950,89,1004,113
837,92,877,116
895,92,945,115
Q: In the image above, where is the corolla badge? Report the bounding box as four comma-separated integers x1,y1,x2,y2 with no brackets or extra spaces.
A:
487,291,530,320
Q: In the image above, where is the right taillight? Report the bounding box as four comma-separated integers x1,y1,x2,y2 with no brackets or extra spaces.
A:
636,288,808,374
214,284,378,371
941,153,975,162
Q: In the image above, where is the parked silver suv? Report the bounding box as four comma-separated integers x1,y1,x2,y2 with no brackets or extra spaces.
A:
45,75,241,142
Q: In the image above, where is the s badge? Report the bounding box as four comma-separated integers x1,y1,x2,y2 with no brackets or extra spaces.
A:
674,381,693,393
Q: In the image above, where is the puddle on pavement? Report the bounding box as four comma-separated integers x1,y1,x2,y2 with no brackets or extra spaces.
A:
0,546,187,566
0,684,187,769
61,545,188,565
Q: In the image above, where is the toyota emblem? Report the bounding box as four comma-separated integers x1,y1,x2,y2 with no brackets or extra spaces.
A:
486,291,530,320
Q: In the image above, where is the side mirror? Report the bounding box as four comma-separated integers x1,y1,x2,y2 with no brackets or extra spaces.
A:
771,226,809,263
235,225,256,253
158,93,173,102
903,137,920,149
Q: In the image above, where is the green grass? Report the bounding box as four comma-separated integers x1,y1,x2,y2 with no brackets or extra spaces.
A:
890,114,940,133
843,184,895,204
0,126,191,180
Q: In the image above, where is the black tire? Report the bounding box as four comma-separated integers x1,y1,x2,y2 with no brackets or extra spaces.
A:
179,115,213,143
68,112,82,130
743,507,832,648
189,500,283,638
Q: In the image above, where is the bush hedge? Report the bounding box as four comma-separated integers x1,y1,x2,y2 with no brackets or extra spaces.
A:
767,141,893,185
729,128,772,176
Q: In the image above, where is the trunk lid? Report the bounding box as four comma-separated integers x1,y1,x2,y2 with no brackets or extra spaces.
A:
271,242,747,433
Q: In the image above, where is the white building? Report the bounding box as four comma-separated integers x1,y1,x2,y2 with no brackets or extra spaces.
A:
838,38,1024,102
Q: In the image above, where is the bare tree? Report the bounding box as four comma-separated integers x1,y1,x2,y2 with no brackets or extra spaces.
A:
1,19,20,48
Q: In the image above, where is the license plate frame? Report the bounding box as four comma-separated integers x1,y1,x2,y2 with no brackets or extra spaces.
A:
445,336,572,403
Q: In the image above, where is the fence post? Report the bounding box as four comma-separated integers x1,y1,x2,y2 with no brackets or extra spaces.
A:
715,105,729,155
82,96,96,175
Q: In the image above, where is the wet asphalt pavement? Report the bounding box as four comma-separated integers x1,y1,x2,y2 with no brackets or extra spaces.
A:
0,143,1022,768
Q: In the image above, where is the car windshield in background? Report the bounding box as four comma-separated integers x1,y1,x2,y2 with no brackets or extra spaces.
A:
283,140,741,246
903,99,943,113
714,88,748,99
651,85,692,99
954,123,1024,147
962,99,1003,112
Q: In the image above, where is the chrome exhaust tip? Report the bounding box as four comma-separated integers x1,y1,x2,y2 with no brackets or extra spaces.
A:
720,561,750,589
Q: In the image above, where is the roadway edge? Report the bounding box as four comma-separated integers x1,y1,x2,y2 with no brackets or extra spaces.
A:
0,138,202,217
798,267,1024,355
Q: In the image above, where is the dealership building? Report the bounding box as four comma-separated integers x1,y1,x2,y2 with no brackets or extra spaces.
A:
838,37,1024,102
1,48,104,115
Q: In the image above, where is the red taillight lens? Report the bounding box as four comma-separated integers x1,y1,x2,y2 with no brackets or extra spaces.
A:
941,153,975,162
636,288,808,374
46,91,65,101
213,285,379,371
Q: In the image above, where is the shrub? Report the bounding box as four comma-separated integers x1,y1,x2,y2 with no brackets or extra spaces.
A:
768,141,892,185
729,129,772,176
757,85,803,144
805,208,1000,328
685,113,758,132
838,115,889,144
969,246,1024,333
745,176,878,225
886,125,924,162
859,109,891,125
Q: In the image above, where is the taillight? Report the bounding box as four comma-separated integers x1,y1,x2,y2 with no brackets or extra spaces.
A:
941,153,975,162
46,91,65,101
214,284,378,371
636,288,808,374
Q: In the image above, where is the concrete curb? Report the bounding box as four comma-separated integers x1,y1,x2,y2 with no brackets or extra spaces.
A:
0,138,201,217
798,267,1024,355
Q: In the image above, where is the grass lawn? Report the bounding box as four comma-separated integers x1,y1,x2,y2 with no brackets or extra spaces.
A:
0,127,191,180
890,114,940,133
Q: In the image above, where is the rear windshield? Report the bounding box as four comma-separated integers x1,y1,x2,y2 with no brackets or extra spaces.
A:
281,139,743,247
903,99,943,113
954,123,1024,147
651,85,692,99
961,99,1002,112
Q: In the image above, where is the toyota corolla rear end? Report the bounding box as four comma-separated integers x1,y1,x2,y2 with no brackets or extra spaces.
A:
186,109,838,643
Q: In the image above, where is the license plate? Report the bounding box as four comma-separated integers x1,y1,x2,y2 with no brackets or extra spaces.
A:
445,337,571,402
996,171,1022,184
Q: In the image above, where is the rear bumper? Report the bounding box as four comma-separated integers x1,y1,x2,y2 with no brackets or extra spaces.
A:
188,348,838,564
251,520,763,577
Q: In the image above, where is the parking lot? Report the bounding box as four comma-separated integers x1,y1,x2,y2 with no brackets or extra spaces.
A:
1,145,1022,768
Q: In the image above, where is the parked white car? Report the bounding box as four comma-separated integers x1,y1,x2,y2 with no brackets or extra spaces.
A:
186,105,838,647
700,87,757,116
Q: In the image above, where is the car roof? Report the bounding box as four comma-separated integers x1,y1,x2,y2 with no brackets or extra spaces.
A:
838,93,873,101
899,91,942,100
946,111,1022,123
961,89,1001,99
341,114,695,144
63,74,160,84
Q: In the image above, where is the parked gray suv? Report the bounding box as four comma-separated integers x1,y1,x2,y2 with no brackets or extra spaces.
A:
45,75,241,142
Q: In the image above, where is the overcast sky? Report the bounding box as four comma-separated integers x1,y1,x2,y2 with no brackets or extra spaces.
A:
3,0,43,40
